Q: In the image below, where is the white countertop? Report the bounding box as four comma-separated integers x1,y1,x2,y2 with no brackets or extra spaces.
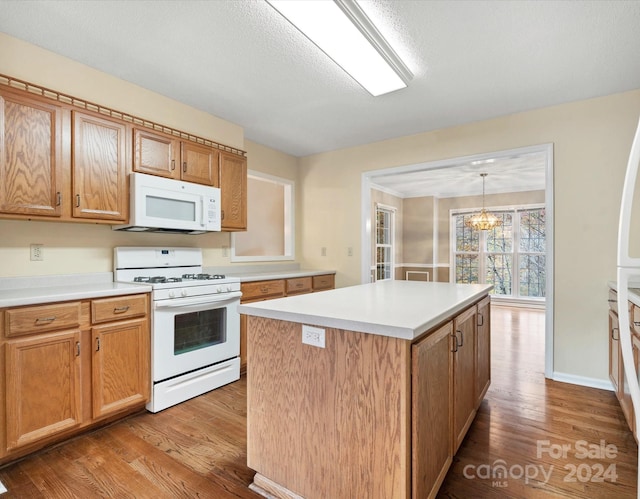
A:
238,280,492,341
0,273,151,308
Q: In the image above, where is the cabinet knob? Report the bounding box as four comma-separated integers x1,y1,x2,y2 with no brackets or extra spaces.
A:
114,305,130,314
75,194,80,207
182,161,187,173
35,316,56,324
171,159,176,171
612,327,620,340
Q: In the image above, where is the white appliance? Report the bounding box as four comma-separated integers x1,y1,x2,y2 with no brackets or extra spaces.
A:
112,172,221,234
617,115,640,499
114,247,241,412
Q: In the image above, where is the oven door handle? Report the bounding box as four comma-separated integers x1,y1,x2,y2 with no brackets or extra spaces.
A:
154,292,242,309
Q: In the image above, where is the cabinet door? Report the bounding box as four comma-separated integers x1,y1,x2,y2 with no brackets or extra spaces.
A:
92,318,149,419
609,309,620,393
240,313,247,374
72,111,128,221
180,142,218,186
219,151,247,230
0,92,63,217
133,128,179,179
452,305,477,454
475,297,491,406
5,330,82,451
412,322,453,499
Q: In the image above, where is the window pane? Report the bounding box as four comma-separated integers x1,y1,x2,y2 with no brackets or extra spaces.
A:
455,254,479,284
520,254,546,297
520,209,546,253
377,210,391,245
486,213,513,252
456,215,479,252
486,254,512,295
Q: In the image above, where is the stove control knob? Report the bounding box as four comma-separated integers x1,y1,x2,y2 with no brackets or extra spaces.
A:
168,291,176,299
226,285,232,292
181,289,188,297
216,286,222,293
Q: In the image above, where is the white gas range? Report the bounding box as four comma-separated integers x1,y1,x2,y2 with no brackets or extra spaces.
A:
114,247,241,413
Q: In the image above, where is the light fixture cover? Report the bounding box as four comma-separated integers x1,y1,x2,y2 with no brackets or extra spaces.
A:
266,0,412,96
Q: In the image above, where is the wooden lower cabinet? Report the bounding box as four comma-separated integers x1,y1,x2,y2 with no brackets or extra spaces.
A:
452,304,477,453
476,296,491,406
0,293,150,464
5,330,82,451
92,318,149,419
412,322,453,499
247,296,490,498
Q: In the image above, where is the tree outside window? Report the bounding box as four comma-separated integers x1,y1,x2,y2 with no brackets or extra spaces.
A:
453,206,545,299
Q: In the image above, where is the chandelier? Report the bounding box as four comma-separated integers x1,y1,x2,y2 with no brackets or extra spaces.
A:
465,173,503,231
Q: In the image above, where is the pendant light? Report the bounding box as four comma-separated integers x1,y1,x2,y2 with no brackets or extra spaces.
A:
465,173,503,231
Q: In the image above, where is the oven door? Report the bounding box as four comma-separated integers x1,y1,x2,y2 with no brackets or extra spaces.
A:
152,292,240,382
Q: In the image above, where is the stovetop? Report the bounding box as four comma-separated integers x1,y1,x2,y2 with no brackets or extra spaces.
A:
113,247,241,297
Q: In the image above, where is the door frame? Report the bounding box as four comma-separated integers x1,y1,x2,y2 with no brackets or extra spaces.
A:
360,143,554,378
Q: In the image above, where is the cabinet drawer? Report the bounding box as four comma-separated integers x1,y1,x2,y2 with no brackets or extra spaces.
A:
313,274,335,291
92,294,148,324
241,280,285,302
5,302,82,337
286,277,312,295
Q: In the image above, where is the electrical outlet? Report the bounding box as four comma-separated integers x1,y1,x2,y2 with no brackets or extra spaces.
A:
222,245,229,257
347,247,353,257
30,244,44,261
321,247,327,257
302,325,325,348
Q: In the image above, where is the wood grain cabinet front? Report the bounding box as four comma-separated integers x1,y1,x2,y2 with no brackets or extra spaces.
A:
285,277,312,296
412,321,453,499
0,294,150,465
452,304,477,454
133,127,219,187
72,111,128,221
0,89,64,217
5,329,82,452
219,150,247,230
313,274,335,292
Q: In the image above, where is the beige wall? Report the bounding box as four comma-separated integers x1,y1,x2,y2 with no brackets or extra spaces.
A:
0,34,298,276
299,89,640,383
403,196,436,265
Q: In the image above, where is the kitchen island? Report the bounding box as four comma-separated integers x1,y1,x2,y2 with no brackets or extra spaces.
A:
238,280,492,499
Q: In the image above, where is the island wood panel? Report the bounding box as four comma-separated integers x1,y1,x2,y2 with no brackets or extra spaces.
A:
247,316,410,499
411,321,453,499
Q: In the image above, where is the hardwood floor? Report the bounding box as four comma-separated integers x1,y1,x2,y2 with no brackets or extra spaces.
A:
0,305,636,498
438,305,638,498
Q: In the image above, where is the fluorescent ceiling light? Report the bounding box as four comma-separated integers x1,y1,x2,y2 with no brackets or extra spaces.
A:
266,0,412,96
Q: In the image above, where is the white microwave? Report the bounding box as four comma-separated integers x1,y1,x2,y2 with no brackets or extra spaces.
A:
113,172,221,234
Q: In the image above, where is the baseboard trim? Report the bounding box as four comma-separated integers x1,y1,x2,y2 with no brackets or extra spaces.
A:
552,371,614,392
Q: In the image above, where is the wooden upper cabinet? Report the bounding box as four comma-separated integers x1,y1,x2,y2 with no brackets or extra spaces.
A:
72,111,128,221
0,91,63,217
181,141,219,186
133,128,219,187
219,151,247,230
133,128,179,179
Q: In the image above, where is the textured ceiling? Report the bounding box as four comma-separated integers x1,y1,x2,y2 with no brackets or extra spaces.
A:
1,0,639,160
370,152,547,198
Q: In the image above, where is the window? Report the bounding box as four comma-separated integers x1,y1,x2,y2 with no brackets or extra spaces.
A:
453,206,545,300
231,171,295,262
375,205,395,280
